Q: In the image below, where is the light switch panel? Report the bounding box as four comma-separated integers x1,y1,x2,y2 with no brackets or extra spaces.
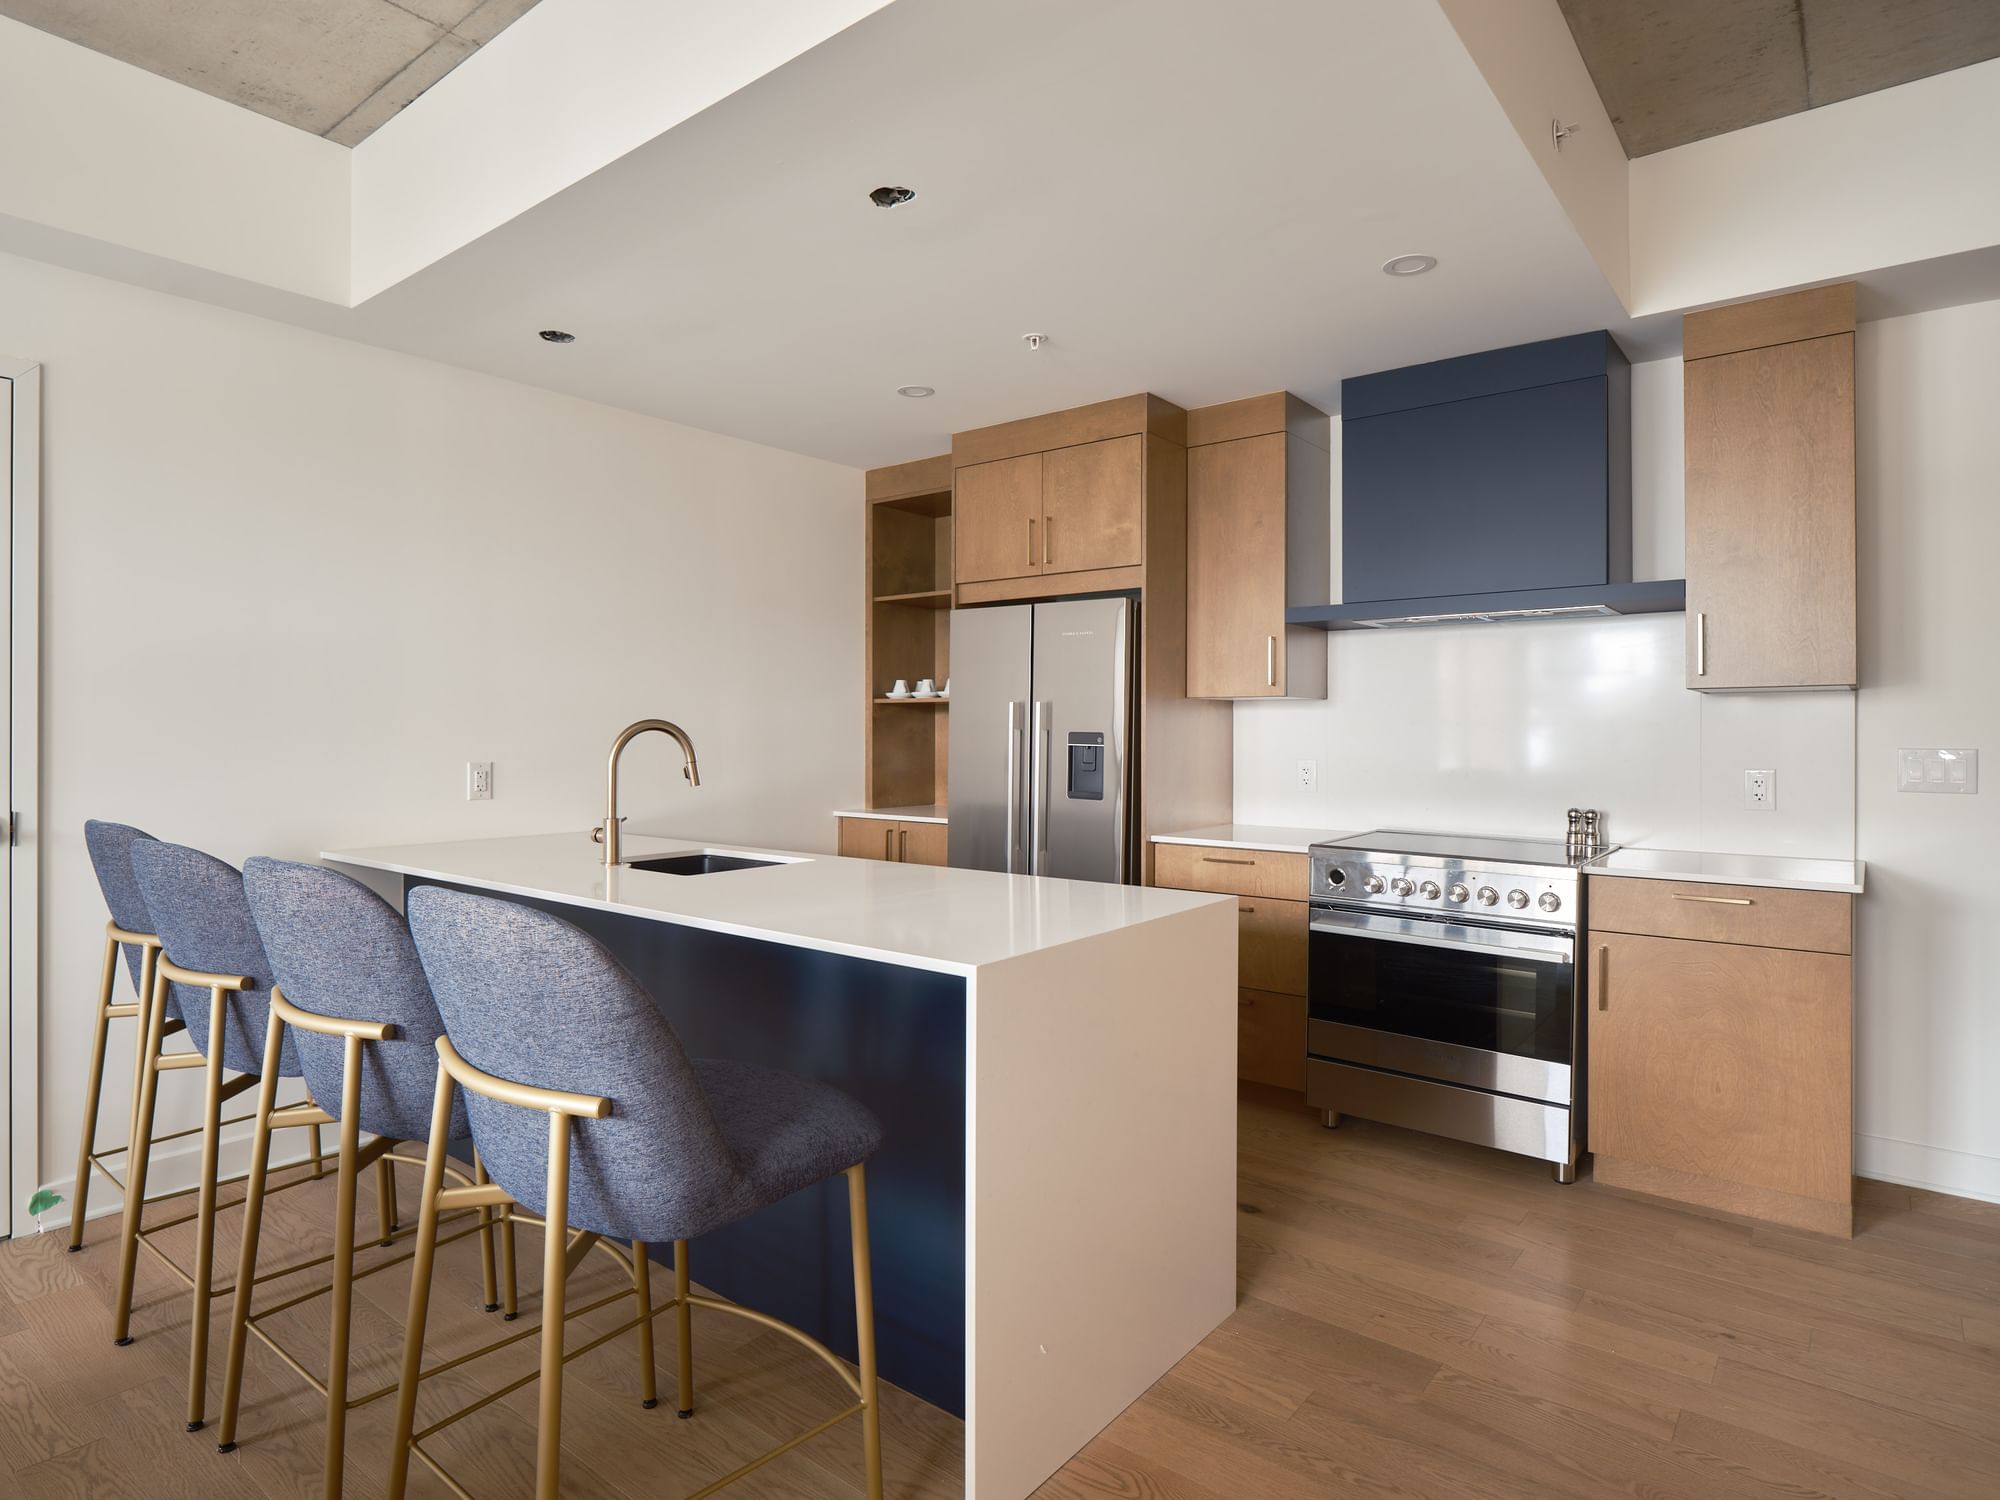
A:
1897,748,1978,794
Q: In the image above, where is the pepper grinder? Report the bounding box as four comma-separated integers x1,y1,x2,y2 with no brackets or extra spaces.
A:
1565,808,1583,861
1582,808,1602,859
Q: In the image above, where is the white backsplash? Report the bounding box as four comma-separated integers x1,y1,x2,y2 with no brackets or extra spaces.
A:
1233,357,1858,859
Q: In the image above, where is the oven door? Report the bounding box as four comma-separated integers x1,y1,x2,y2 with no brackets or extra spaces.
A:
1308,904,1576,1098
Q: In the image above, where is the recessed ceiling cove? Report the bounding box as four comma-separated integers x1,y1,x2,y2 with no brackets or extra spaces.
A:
0,0,545,144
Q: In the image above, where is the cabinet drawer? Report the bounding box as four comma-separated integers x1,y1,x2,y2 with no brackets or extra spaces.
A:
1238,987,1306,1091
1588,874,1850,955
1237,897,1308,995
838,817,896,861
1153,842,1308,899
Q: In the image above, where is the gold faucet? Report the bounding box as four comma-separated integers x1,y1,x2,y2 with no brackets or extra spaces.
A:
597,719,701,869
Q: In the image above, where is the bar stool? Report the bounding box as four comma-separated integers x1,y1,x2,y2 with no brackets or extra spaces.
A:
70,821,166,1254
125,838,326,1433
217,857,511,1497
393,886,887,1500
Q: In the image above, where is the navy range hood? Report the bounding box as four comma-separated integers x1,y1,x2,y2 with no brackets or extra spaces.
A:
1288,331,1685,630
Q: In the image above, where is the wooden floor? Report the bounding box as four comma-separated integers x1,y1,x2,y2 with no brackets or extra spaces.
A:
6,1087,1998,1498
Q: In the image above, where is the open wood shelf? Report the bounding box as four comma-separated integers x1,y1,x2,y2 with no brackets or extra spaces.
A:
871,488,952,519
866,454,954,811
873,589,953,609
874,696,949,706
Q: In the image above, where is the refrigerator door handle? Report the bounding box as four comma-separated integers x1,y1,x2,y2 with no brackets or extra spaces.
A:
1004,701,1023,874
1030,701,1051,876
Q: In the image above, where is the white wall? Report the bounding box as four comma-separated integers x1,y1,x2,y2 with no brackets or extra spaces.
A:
1234,355,1858,860
1854,300,2000,1201
0,250,861,1200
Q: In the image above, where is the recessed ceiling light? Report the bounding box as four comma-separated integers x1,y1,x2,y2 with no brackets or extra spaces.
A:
538,329,576,343
870,186,917,208
896,385,935,398
1381,255,1437,277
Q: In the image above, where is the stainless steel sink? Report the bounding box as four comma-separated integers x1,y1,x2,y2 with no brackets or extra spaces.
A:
625,852,784,876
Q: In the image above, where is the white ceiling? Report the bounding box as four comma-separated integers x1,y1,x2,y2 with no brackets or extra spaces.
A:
320,0,1631,467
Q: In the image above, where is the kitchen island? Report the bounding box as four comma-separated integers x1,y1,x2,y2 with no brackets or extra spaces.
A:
325,831,1237,1500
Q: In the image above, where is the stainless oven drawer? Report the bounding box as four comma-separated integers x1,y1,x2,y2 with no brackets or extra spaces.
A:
1307,1020,1572,1105
1307,1059,1572,1166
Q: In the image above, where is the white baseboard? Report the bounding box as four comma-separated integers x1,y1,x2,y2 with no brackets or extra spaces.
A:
1859,1132,2000,1206
24,1122,324,1237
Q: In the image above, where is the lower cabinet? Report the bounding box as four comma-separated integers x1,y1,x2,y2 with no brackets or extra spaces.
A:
1586,874,1853,1236
1154,842,1309,1093
836,816,948,866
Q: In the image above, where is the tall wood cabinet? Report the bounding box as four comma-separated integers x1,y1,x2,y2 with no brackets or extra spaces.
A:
1683,283,1857,690
864,456,953,818
1587,873,1854,1236
1185,393,1330,699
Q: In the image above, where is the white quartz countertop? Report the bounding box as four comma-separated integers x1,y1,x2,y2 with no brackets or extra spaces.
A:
1586,846,1865,895
832,805,949,825
1152,824,1355,855
324,832,1227,978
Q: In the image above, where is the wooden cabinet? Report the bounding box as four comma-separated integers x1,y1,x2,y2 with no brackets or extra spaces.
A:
1683,284,1857,690
953,453,1042,585
1042,435,1143,574
1586,874,1853,1235
1154,841,1309,1092
1185,394,1330,699
837,816,947,866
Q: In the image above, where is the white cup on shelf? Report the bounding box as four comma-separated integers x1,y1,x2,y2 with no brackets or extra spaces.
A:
914,677,937,697
887,679,910,698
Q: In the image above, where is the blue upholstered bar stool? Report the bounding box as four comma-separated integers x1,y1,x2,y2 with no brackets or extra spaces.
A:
72,822,167,1257
127,839,312,1433
217,858,511,1497
393,886,887,1500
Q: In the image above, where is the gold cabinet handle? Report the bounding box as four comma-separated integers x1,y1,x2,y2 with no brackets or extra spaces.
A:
1672,894,1753,905
1266,635,1277,688
899,828,909,862
884,827,894,861
1027,517,1035,567
1595,943,1609,1011
1043,514,1052,565
1239,903,1256,914
1202,856,1255,866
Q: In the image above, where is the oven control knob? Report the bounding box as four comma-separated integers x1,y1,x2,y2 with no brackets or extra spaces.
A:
1506,889,1529,909
1390,877,1415,897
1538,891,1562,913
1362,874,1385,895
1476,886,1498,906
1449,883,1470,904
1419,880,1441,900
1326,866,1347,888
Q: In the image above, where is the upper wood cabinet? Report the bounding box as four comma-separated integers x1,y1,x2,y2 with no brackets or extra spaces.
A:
955,453,1043,584
1185,394,1330,699
1043,435,1143,574
1683,284,1857,691
951,395,1182,598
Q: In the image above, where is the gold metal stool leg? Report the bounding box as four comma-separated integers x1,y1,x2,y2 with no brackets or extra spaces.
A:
632,1241,659,1410
501,1201,520,1320
849,1164,883,1500
67,933,122,1252
320,1039,368,1496
374,1152,398,1248
216,1009,288,1453
674,1239,693,1418
113,963,171,1344
387,1068,457,1500
535,1113,574,1500
474,1150,501,1313
185,984,230,1431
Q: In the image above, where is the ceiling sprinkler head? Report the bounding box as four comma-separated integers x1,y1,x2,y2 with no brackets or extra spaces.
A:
1022,333,1047,351
869,186,917,208
538,329,576,343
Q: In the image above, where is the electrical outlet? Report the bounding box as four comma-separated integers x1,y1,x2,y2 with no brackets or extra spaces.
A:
1744,769,1775,810
466,761,493,801
1297,759,1317,792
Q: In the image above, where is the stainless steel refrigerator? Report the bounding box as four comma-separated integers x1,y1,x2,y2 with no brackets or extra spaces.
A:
948,596,1137,883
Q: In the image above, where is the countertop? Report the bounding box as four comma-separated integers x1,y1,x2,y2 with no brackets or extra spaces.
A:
325,832,1226,978
1152,824,1864,894
1585,846,1865,895
832,804,948,825
1151,823,1355,855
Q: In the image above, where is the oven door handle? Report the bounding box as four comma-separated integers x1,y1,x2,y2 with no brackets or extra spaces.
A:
1310,910,1574,966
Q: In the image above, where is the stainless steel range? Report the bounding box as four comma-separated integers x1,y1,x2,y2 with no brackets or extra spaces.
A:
1305,829,1614,1182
